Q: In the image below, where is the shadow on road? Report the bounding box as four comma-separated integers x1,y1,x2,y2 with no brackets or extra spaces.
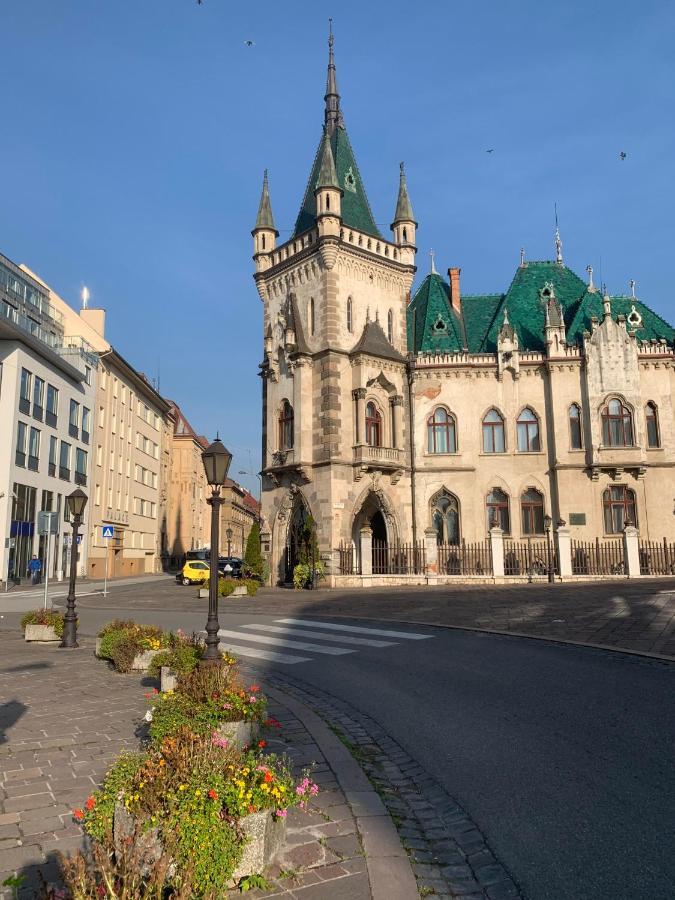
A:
0,699,27,745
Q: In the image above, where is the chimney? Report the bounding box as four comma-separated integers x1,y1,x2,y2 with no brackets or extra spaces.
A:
448,267,461,315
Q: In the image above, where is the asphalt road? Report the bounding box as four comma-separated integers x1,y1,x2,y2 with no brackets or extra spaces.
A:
2,579,673,899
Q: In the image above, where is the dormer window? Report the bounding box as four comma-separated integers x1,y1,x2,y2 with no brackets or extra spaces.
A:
627,305,642,328
433,315,447,333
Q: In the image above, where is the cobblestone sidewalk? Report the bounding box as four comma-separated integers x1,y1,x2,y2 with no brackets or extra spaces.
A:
0,634,371,899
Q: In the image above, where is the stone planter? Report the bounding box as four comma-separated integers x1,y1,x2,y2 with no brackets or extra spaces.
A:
231,585,247,597
198,588,209,599
231,809,286,881
95,637,102,657
130,649,161,672
217,719,259,748
160,666,177,692
24,624,60,643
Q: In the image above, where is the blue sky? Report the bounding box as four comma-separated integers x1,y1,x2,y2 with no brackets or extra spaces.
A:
2,0,674,497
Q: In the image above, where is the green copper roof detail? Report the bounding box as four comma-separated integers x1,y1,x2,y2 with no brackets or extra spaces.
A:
566,291,675,344
407,273,464,354
393,162,416,225
253,169,277,232
293,125,382,238
316,132,340,190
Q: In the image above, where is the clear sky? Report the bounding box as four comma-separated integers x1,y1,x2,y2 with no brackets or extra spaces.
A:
2,0,674,497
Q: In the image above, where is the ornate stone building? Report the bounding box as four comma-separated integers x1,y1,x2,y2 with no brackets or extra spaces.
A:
253,32,675,585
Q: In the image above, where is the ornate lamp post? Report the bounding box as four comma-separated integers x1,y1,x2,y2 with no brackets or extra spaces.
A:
60,488,88,649
201,436,232,663
226,527,233,558
544,514,555,584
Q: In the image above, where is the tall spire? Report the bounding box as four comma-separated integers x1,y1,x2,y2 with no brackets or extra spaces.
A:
324,19,343,133
316,133,339,189
253,169,277,232
393,162,415,224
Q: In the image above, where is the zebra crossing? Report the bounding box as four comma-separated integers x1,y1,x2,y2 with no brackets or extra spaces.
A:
217,617,433,665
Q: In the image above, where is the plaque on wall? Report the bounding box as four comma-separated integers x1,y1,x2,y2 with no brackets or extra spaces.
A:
569,513,586,526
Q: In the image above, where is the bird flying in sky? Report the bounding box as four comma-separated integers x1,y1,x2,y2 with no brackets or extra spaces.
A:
620,151,627,160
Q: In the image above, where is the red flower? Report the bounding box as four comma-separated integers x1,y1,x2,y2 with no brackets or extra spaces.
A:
264,772,273,783
264,716,282,729
73,808,85,821
249,684,260,693
207,789,218,800
85,796,96,811
248,804,256,813
257,740,266,748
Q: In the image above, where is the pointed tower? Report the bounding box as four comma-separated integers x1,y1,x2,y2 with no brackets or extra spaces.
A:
252,170,278,272
391,162,417,266
324,19,343,134
314,132,343,243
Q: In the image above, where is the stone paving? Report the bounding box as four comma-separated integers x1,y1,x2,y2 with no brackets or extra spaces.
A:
264,672,522,900
0,633,371,899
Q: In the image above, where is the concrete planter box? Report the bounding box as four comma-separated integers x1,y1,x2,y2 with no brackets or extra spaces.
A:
95,637,103,657
130,649,161,672
24,624,60,643
160,666,177,692
198,588,209,599
217,719,259,748
231,585,247,597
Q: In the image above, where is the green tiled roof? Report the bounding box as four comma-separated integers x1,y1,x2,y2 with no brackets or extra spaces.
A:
461,294,504,352
407,273,464,353
293,125,381,239
566,292,675,344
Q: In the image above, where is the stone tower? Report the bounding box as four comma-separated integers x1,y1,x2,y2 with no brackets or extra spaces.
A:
254,25,417,584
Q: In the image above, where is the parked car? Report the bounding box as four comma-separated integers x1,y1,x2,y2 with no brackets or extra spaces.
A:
218,557,243,578
176,560,210,586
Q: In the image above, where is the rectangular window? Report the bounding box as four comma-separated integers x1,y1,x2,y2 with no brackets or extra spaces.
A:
28,427,40,471
82,407,91,443
75,448,87,486
59,441,71,480
95,483,101,506
69,399,80,438
49,436,58,476
15,421,27,467
32,376,44,420
99,405,105,427
85,366,91,385
46,384,58,426
19,368,31,413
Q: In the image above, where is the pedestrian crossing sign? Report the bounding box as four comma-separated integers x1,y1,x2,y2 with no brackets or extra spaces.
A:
102,525,114,539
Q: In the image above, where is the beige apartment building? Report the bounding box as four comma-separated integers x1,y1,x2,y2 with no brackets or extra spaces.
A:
221,480,260,559
165,401,209,566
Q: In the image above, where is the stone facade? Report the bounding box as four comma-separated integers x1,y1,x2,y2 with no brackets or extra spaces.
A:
254,34,675,584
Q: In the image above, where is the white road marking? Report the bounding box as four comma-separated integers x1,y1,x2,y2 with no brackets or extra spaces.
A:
216,641,309,664
241,624,395,647
276,618,432,640
216,628,354,656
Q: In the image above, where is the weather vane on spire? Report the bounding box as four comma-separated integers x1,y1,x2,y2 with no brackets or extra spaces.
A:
554,204,563,264
429,249,438,274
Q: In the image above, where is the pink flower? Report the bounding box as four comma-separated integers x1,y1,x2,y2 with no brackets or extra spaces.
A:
249,696,257,704
222,703,232,710
211,732,230,749
276,808,287,818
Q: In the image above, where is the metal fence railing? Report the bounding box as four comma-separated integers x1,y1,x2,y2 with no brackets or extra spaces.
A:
437,540,492,576
372,541,426,575
639,539,675,576
336,542,359,575
504,539,559,576
571,539,624,576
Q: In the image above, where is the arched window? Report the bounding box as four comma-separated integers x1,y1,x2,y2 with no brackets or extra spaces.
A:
278,400,294,450
365,402,382,447
347,297,353,333
427,407,456,453
432,493,460,545
486,488,510,533
482,409,505,453
603,486,637,534
261,234,266,250
569,403,583,450
601,398,634,447
309,298,315,336
516,408,540,452
325,193,330,211
402,227,408,243
646,402,660,448
521,488,545,535
387,309,393,343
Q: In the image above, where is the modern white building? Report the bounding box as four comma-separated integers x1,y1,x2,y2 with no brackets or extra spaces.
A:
0,252,97,585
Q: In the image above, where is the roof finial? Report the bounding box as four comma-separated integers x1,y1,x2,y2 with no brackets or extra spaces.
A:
603,292,612,319
520,247,525,267
586,264,594,291
392,161,416,226
554,203,563,264
429,248,438,275
503,307,510,325
324,19,343,133
629,278,636,298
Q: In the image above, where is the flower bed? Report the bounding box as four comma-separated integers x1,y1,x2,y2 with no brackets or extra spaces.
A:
21,609,65,642
96,621,202,674
204,577,260,598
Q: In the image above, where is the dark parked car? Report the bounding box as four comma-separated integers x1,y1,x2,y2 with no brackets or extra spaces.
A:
218,557,243,579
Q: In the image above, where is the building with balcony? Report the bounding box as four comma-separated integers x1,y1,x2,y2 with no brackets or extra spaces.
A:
254,32,675,584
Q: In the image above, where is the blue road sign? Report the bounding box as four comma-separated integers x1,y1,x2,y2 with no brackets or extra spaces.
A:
102,525,114,539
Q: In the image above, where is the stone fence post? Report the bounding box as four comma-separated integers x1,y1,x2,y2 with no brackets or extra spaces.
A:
360,526,373,577
555,524,572,578
489,527,504,577
424,528,438,574
623,525,641,578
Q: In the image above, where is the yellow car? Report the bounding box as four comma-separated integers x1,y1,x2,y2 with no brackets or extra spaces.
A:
178,560,210,586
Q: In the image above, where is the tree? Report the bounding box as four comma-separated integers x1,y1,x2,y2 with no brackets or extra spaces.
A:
243,521,263,578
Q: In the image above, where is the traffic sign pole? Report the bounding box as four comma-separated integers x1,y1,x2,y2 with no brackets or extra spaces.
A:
43,527,51,610
102,526,113,598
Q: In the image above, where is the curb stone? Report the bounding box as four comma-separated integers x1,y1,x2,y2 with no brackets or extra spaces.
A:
264,674,523,900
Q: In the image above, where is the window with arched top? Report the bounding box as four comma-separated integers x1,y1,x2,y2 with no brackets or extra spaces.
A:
402,227,408,242
486,488,510,533
516,408,541,452
645,402,660,448
365,402,382,448
521,488,545,535
309,298,315,336
427,407,457,454
261,234,266,250
569,403,583,449
432,492,460,545
387,309,393,343
601,398,634,447
278,400,294,451
347,297,353,333
603,485,637,534
325,193,330,211
482,409,505,453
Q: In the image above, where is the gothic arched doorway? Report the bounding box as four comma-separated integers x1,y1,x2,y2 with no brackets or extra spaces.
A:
352,489,397,575
284,498,309,584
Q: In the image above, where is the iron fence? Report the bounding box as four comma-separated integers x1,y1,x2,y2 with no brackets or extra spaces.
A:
372,541,427,575
437,540,492,576
336,542,359,575
504,539,558,576
639,539,675,576
571,539,624,575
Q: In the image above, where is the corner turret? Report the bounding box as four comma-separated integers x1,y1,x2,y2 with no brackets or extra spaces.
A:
252,170,278,271
391,162,417,266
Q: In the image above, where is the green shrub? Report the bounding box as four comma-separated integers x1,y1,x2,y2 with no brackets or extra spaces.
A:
20,609,66,636
97,621,193,673
204,577,259,597
148,644,202,678
243,521,263,579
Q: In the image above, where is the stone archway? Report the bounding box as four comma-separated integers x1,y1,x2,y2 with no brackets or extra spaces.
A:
351,486,399,574
274,487,312,585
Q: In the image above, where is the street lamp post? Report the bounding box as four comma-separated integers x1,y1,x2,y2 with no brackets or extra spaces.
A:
60,488,88,649
226,527,233,558
201,436,232,664
544,514,555,584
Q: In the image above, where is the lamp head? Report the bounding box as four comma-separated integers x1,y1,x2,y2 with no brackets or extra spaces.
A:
66,488,88,520
202,436,232,487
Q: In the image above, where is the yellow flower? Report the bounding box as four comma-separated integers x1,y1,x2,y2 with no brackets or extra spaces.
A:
195,790,201,797
178,784,186,791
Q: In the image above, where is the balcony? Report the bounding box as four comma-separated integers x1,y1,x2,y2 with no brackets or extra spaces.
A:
353,444,402,467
